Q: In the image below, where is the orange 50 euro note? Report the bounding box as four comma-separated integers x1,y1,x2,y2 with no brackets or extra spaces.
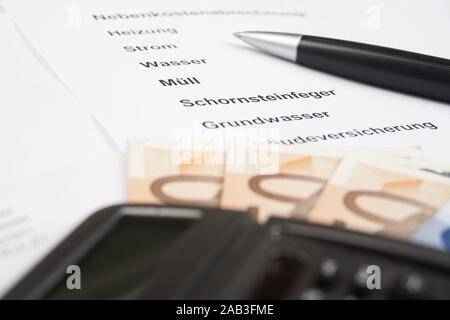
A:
219,145,415,223
307,156,450,240
128,138,226,207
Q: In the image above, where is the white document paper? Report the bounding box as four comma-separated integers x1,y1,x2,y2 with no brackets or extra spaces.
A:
0,14,125,296
3,0,450,161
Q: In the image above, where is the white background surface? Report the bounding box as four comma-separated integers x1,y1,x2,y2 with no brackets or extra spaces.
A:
3,0,449,158
0,11,125,295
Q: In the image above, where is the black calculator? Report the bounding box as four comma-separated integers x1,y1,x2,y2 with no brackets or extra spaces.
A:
4,204,450,299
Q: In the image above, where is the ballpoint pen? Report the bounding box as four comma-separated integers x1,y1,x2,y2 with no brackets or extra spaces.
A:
234,31,450,103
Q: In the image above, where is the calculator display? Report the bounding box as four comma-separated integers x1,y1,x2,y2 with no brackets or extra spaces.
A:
45,215,194,299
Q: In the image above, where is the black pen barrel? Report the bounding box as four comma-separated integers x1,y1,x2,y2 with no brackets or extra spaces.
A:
297,35,450,103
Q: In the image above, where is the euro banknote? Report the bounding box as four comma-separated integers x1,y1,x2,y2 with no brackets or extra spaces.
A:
306,156,450,240
219,146,425,222
128,138,226,206
412,201,450,252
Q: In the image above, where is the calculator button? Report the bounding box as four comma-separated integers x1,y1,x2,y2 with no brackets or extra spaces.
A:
299,288,326,300
393,273,430,299
353,264,371,291
318,258,340,284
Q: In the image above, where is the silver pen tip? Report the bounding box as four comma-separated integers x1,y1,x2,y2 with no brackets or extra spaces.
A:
233,32,244,39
